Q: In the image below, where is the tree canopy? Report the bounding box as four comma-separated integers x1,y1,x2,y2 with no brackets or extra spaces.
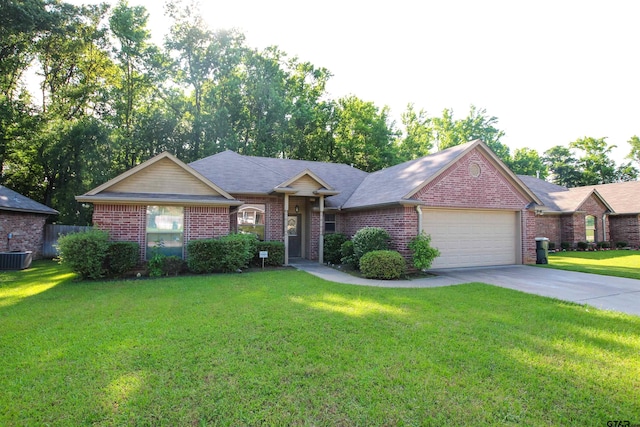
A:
0,0,637,223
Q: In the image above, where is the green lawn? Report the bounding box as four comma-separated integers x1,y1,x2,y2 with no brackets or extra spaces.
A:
1,261,639,426
543,250,640,279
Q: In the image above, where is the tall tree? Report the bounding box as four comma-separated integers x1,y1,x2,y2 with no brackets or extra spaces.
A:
396,103,433,161
510,147,548,179
332,95,398,172
569,137,617,185
627,135,640,167
543,145,582,187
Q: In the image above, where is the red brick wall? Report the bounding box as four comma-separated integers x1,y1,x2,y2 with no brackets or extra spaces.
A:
93,204,146,258
609,214,640,248
184,206,230,241
0,211,48,259
536,214,562,247
521,209,537,264
413,150,531,209
342,206,418,261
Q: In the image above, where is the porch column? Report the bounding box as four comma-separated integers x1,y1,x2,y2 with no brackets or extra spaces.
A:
318,195,324,264
284,193,289,266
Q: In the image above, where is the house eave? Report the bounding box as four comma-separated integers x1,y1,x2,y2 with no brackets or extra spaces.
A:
0,207,59,215
76,195,243,207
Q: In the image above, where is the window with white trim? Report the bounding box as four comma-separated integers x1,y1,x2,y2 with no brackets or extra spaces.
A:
585,215,596,242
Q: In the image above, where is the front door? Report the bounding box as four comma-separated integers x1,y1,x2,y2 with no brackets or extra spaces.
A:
287,214,302,258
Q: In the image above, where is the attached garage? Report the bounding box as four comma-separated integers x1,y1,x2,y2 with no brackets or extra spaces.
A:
423,209,520,269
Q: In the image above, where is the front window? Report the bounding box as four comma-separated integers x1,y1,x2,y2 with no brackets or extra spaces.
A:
585,215,596,242
146,206,184,259
237,204,265,240
324,213,336,233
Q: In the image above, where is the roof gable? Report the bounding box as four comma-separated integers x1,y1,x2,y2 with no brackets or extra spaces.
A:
343,140,541,209
85,152,234,199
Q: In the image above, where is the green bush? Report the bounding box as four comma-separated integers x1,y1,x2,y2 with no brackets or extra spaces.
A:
56,228,110,279
352,227,391,267
616,241,629,249
162,256,184,276
252,241,285,266
187,234,257,274
577,241,588,250
548,242,556,251
359,250,406,280
323,233,348,264
408,232,440,270
340,240,357,267
106,242,139,276
561,242,571,250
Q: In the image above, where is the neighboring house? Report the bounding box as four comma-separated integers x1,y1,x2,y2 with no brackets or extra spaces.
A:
521,176,640,248
77,140,542,269
0,185,59,258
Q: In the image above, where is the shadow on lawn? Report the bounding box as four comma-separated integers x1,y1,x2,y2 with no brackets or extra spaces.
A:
0,260,75,308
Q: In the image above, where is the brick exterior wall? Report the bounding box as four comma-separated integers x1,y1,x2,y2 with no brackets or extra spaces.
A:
341,206,418,261
521,209,537,264
93,204,232,260
609,214,640,248
536,214,562,247
0,211,48,259
413,150,531,210
184,206,230,241
93,204,146,259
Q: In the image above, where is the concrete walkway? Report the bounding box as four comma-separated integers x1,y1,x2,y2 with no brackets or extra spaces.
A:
289,259,640,317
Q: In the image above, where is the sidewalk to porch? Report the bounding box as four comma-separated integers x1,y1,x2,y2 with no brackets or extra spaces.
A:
287,259,464,288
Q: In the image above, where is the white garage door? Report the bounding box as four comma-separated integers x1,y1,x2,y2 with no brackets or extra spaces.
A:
422,209,519,269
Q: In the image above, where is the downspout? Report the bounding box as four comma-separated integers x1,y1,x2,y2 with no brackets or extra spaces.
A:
602,213,608,242
284,194,289,266
416,205,423,234
319,196,324,264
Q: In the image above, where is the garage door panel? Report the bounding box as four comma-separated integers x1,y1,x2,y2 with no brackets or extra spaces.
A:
423,209,517,269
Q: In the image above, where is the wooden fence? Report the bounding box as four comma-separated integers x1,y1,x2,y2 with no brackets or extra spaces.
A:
42,224,92,258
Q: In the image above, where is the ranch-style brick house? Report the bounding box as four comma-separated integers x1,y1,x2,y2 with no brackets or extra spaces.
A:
76,139,639,269
77,140,543,268
520,176,640,249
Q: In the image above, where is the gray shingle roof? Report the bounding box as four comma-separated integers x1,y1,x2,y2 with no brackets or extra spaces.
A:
189,151,369,208
343,141,477,209
0,185,58,215
580,181,640,214
517,175,638,213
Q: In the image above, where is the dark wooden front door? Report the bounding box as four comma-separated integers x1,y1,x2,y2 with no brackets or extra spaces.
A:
287,214,302,258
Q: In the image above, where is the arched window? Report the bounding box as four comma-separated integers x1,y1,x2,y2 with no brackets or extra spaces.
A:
585,215,596,242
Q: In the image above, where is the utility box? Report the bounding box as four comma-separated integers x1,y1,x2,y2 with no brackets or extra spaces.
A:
535,238,549,264
0,251,33,270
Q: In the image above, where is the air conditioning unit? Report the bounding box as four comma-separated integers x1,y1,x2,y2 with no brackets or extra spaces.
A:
0,251,33,270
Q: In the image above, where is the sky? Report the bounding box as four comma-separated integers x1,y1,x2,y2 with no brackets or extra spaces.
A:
70,0,640,164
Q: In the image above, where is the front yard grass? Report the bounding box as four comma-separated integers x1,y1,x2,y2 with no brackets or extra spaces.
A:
1,261,639,426
543,249,640,280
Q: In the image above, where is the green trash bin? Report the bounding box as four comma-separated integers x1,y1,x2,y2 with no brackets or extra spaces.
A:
535,237,549,264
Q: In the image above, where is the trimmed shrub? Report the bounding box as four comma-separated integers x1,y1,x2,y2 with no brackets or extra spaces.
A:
596,241,611,249
408,232,441,270
616,241,629,249
56,228,110,279
162,256,184,276
340,240,357,267
187,239,223,273
253,241,285,266
360,250,406,280
352,227,391,267
106,242,139,276
187,234,257,274
577,241,589,250
548,242,556,251
561,242,571,250
324,233,348,264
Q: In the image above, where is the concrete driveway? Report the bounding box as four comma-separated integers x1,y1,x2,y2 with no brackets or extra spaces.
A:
290,260,640,317
431,265,640,317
